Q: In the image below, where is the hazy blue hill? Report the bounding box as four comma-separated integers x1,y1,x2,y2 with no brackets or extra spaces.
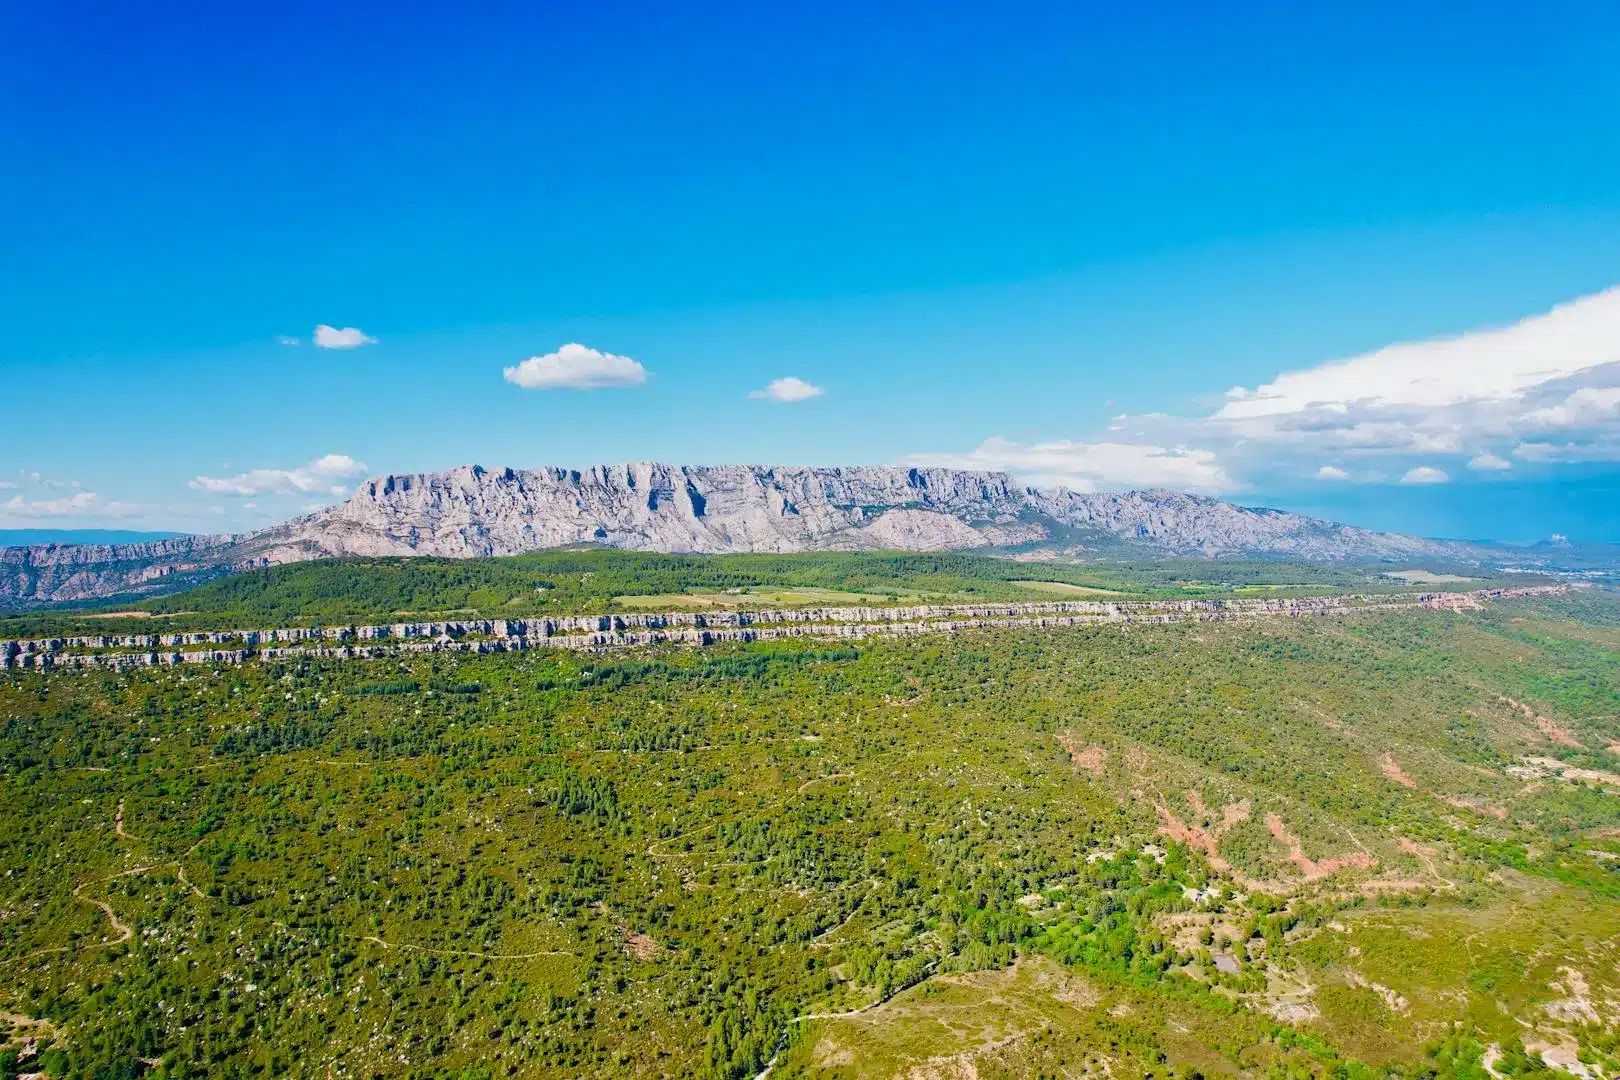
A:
0,529,184,547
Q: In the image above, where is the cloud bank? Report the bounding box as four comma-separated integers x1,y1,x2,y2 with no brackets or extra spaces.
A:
922,437,1233,494
915,285,1620,493
191,454,368,497
504,344,647,390
1,491,136,520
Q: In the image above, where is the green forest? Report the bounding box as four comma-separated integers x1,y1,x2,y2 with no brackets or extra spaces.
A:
0,586,1616,1079
0,550,1504,639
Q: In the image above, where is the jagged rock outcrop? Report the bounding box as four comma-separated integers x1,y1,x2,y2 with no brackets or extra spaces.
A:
0,462,1503,608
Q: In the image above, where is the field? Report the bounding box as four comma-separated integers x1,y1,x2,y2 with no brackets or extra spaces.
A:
0,584,1616,1079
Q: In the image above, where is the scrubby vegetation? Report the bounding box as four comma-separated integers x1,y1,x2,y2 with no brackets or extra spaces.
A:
0,589,1616,1078
0,550,1507,639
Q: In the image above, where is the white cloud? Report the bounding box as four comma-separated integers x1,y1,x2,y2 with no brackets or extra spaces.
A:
1524,385,1620,427
1316,465,1350,480
915,436,1236,494
190,453,367,497
1400,466,1450,485
749,376,824,402
924,286,1620,494
277,335,300,346
1218,288,1620,420
0,481,14,490
313,325,377,349
1,491,138,519
503,343,647,390
1513,439,1620,463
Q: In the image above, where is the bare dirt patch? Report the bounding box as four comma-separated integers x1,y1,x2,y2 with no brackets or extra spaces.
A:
1156,792,1249,873
1054,731,1106,773
624,932,662,962
1264,814,1375,881
1346,971,1410,1014
1500,697,1582,748
1380,753,1417,789
1543,967,1601,1026
1436,794,1508,820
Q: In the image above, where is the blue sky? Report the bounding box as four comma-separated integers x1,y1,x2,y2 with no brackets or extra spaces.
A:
3,1,1619,543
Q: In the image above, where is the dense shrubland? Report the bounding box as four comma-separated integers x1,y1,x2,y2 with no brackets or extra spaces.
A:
0,592,1614,1078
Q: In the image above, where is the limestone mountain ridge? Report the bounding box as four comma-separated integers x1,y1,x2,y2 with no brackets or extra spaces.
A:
0,462,1507,607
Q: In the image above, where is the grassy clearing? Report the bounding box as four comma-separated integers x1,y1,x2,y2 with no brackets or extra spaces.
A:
1006,580,1125,597
1384,570,1477,584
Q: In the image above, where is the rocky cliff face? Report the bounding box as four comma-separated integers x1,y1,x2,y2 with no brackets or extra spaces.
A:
0,462,1498,608
0,534,239,606
245,464,1040,560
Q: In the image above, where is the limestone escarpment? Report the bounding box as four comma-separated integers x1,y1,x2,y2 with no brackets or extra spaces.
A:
0,534,240,606
0,462,1500,608
243,464,1037,560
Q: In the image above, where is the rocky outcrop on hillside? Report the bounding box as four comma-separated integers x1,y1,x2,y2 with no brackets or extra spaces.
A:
0,534,239,606
1028,488,1466,560
0,462,1502,608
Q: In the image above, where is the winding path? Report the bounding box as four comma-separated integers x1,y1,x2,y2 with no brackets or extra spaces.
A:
358,935,573,961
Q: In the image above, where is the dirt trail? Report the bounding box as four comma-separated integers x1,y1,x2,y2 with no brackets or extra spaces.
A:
752,963,941,1080
359,935,572,961
113,798,136,841
1396,837,1456,890
796,772,853,794
174,863,208,901
71,878,134,946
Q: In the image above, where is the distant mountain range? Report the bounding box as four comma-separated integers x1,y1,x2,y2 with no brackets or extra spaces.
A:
0,462,1594,608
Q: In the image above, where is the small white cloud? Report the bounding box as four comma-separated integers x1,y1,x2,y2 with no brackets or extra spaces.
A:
1316,465,1350,481
503,343,647,390
1399,466,1450,485
0,480,14,490
1467,452,1512,471
749,376,825,403
191,453,367,497
277,335,301,346
313,325,377,349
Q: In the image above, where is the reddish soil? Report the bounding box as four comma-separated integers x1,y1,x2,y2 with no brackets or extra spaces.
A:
1380,753,1418,789
1500,697,1582,748
1263,814,1375,881
1155,792,1250,873
1054,731,1107,773
1437,793,1508,820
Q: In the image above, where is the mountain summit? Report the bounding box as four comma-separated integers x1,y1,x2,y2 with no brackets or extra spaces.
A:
1,462,1496,607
